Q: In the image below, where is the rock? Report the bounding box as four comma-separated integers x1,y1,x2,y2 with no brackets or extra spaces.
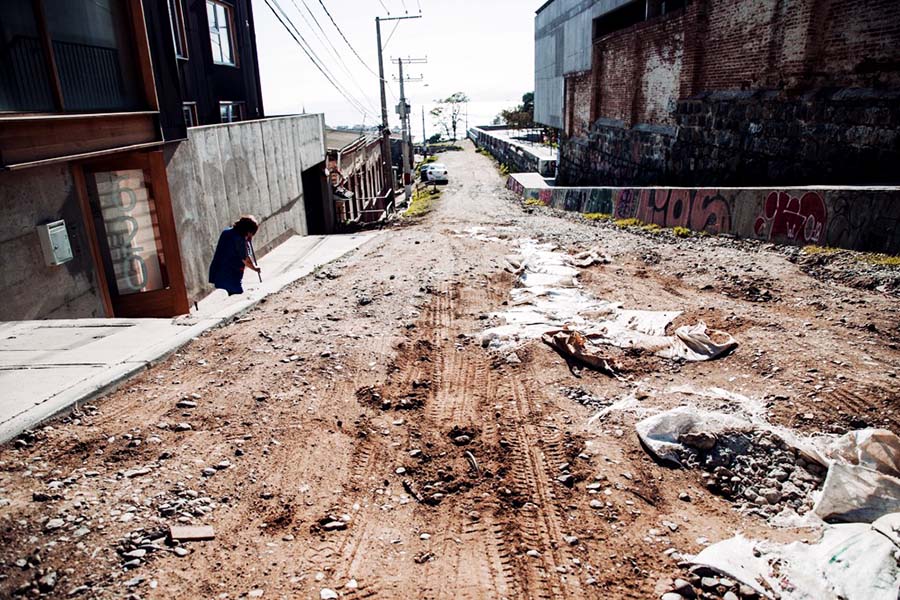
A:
73,527,90,538
176,400,197,409
662,520,678,532
320,589,338,600
38,571,57,593
124,549,147,559
700,576,722,590
175,422,192,432
589,499,603,509
45,518,65,531
505,353,521,364
678,492,691,502
661,594,685,600
563,535,579,546
672,578,696,598
679,431,717,450
124,576,144,587
738,584,758,598
67,585,90,596
468,511,481,521
525,549,541,558
322,521,347,531
124,467,151,478
345,579,358,589
557,473,575,487
723,592,739,600
452,435,471,446
215,460,231,470
761,488,782,504
173,547,190,557
248,590,264,598
395,467,407,475
202,467,217,477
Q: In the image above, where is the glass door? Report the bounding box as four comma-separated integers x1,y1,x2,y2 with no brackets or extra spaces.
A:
77,151,189,317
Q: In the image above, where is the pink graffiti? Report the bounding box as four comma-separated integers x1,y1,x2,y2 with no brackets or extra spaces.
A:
539,188,552,205
754,191,827,244
633,189,732,233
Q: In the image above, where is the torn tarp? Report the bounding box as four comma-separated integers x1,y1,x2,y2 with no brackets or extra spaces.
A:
689,513,900,600
541,327,619,375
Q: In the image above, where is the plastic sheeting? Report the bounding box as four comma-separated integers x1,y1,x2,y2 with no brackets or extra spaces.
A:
482,239,737,365
813,463,900,524
689,513,900,600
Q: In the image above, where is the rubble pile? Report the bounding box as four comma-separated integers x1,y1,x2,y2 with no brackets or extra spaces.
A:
679,430,825,518
659,571,763,600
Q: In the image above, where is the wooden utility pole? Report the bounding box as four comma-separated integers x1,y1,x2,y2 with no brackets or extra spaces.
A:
375,14,420,207
393,57,426,201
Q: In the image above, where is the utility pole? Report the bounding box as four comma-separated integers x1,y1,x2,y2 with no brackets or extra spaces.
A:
393,57,426,202
422,106,426,152
374,14,421,208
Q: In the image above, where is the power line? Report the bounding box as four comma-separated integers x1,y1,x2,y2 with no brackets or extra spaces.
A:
264,0,376,118
316,0,376,74
377,0,390,14
289,0,380,112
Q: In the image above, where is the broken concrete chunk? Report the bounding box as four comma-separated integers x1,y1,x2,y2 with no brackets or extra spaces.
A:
169,525,215,542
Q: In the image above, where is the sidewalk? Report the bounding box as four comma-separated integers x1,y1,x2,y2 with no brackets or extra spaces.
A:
0,233,379,443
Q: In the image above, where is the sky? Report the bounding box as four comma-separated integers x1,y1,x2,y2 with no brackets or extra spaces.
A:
251,0,542,141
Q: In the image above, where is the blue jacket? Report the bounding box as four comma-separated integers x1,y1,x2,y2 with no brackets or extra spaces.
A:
209,228,248,295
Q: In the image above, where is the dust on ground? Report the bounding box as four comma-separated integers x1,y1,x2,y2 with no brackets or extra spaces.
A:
1,140,898,599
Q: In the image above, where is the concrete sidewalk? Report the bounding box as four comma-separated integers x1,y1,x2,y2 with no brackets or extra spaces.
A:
0,232,379,443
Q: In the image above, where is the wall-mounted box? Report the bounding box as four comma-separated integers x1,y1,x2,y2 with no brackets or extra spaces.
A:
37,220,74,266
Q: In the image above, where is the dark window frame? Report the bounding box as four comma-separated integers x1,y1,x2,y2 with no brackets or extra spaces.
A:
182,101,197,126
206,0,238,67
219,100,244,123
0,0,156,115
167,0,189,60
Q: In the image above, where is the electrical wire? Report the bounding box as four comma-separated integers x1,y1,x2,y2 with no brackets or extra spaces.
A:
289,0,380,112
399,0,408,13
377,0,390,14
264,0,376,118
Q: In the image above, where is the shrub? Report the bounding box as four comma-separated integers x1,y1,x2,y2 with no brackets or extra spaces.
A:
614,218,643,227
672,226,693,238
583,213,611,221
524,198,544,206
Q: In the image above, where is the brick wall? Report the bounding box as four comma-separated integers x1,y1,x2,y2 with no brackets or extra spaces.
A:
558,0,900,186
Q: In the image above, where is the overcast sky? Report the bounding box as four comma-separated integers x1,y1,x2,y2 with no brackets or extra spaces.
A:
252,0,541,139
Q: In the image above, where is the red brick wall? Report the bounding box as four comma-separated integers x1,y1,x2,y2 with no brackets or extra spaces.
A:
591,0,900,126
565,72,593,137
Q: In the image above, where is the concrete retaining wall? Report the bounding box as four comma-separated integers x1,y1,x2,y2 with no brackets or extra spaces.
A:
470,127,557,177
507,175,900,254
165,114,326,303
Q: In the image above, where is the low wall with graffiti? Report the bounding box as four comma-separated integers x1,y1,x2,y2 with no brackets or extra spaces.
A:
506,175,900,254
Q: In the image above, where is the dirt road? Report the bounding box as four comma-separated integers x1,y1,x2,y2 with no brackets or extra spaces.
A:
2,141,898,599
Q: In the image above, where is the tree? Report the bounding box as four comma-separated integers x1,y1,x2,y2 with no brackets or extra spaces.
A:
497,91,535,130
430,92,469,141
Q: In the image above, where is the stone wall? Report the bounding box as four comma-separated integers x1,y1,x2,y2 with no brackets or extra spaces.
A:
507,175,900,254
0,165,106,320
558,0,900,187
561,89,900,187
165,114,326,304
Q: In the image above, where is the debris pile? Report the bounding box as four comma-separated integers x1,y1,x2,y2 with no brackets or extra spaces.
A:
478,238,737,372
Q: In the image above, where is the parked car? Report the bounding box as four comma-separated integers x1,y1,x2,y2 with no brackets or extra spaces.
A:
422,162,448,183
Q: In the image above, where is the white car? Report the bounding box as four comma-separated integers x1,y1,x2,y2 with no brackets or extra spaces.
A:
422,162,448,183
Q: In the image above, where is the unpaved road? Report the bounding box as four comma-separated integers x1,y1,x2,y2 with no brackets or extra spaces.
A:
2,141,898,599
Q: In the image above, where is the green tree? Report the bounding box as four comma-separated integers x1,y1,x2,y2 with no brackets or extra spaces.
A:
430,92,469,140
497,91,535,129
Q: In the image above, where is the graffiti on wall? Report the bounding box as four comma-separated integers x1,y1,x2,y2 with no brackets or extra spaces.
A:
753,191,827,244
634,188,732,233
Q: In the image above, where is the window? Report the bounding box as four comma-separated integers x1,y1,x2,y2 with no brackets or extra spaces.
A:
167,0,188,59
0,0,55,112
219,101,243,123
182,102,197,127
0,0,144,113
207,1,236,66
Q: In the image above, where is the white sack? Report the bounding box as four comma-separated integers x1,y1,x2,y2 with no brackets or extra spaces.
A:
828,429,900,477
813,462,900,523
634,406,752,465
690,513,900,600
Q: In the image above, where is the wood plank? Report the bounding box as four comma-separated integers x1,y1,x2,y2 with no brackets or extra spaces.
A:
126,0,160,111
71,164,114,318
0,113,160,166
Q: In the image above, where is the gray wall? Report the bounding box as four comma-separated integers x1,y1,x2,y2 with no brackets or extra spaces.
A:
0,165,105,320
534,0,631,128
165,113,326,303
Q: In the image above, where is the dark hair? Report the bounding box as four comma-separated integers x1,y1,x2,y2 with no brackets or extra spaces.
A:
233,215,259,236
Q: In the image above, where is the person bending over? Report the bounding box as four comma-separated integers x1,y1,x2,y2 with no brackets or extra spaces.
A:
209,215,261,296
